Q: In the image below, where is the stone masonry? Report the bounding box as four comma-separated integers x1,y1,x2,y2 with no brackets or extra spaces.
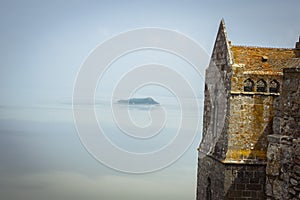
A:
197,20,300,200
266,67,300,199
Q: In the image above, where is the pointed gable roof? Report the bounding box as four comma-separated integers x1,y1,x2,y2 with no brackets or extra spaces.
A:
211,19,233,65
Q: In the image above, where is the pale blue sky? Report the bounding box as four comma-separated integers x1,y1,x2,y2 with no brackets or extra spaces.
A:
1,0,299,106
0,1,299,200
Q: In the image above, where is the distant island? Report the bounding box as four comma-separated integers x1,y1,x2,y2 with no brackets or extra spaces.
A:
117,97,159,105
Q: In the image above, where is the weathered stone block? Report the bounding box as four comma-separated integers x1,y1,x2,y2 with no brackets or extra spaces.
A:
290,178,298,186
294,165,300,175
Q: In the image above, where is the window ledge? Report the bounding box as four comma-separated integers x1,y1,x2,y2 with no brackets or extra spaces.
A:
231,91,280,96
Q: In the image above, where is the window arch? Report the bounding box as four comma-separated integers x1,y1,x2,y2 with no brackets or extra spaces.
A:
256,79,267,92
269,80,280,93
244,78,254,92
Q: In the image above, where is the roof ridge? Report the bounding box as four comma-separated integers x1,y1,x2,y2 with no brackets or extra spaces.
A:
231,45,296,50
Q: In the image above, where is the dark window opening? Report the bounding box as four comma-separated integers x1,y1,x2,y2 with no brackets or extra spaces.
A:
206,177,212,200
269,80,279,93
244,78,254,92
256,79,267,92
221,64,225,71
212,86,219,137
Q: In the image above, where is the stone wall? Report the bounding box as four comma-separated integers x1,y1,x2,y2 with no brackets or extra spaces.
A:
266,135,300,199
273,68,300,138
226,45,298,164
197,154,226,200
197,153,266,200
224,164,266,200
226,93,275,163
266,68,300,199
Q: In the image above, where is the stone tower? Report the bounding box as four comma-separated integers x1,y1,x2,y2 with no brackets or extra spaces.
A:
266,65,300,199
196,20,300,199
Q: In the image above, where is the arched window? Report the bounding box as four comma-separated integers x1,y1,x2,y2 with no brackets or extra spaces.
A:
256,79,267,92
269,80,280,93
206,177,212,200
244,78,254,92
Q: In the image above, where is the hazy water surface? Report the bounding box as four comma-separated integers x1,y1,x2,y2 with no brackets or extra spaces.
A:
0,97,203,200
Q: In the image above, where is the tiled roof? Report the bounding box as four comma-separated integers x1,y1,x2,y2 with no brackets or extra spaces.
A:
230,45,300,71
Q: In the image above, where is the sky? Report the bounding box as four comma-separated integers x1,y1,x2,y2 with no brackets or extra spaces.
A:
0,0,299,200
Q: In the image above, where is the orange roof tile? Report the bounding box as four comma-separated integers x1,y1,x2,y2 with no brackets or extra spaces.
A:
230,45,300,71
